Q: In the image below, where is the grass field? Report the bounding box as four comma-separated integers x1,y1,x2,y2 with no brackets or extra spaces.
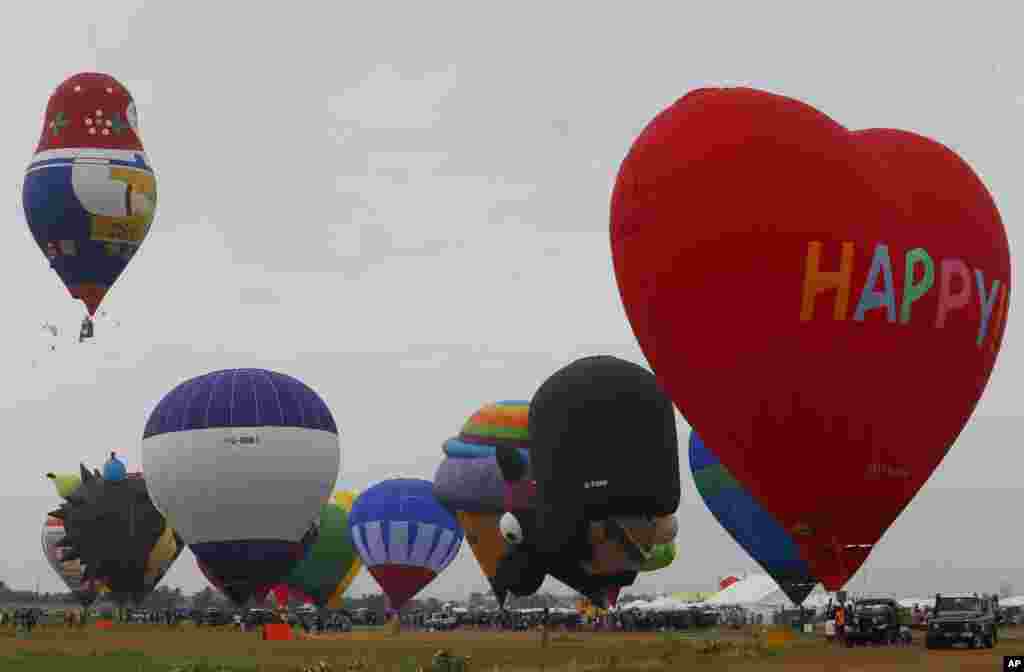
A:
0,624,1018,671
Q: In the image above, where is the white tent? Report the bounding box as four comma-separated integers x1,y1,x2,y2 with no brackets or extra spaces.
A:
999,596,1024,608
640,596,687,612
701,573,830,616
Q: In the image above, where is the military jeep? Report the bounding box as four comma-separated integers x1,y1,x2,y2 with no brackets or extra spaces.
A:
925,593,999,649
845,598,910,646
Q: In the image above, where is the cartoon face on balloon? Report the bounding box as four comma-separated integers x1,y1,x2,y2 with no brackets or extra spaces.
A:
492,445,677,606
23,72,158,317
490,356,681,607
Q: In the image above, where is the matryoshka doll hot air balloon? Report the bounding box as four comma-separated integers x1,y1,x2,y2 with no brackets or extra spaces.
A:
141,369,341,606
23,72,157,341
433,400,529,603
349,479,463,622
689,431,818,606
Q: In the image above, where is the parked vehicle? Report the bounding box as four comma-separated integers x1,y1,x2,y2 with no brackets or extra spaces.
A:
925,593,998,649
845,598,910,646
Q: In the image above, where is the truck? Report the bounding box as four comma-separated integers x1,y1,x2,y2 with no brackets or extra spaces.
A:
844,598,911,646
925,593,999,649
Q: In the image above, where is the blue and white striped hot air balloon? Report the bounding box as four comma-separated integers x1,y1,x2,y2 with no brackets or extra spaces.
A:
348,478,463,611
141,368,341,605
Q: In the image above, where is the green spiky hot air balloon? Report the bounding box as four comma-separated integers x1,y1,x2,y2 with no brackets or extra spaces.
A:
47,461,185,607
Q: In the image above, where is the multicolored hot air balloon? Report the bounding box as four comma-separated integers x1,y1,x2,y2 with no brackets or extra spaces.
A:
264,490,363,609
611,87,1011,589
348,478,463,611
437,400,678,606
23,72,157,337
42,514,100,608
46,466,184,606
690,431,818,606
141,368,341,606
433,400,530,601
492,356,680,606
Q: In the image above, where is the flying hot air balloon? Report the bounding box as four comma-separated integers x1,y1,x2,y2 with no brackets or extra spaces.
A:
348,478,463,613
46,466,184,606
610,87,1011,590
23,72,157,340
433,400,530,602
690,431,818,606
265,489,363,609
141,368,341,606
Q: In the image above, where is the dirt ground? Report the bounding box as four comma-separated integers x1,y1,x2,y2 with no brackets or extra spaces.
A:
0,624,1019,670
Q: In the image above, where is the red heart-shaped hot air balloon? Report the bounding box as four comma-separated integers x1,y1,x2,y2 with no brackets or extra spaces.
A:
610,87,1010,591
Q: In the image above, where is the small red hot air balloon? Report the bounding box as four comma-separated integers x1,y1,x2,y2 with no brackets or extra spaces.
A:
720,576,739,591
610,87,1010,591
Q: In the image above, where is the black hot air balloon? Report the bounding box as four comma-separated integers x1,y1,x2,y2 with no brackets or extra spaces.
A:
48,463,184,606
491,356,681,607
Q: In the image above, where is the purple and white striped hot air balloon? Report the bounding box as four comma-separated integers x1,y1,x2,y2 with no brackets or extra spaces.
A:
141,368,341,606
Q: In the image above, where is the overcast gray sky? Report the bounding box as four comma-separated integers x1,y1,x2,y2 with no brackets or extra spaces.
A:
1,2,1021,601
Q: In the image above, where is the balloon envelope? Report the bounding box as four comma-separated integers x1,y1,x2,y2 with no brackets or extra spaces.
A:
141,368,341,605
434,400,530,597
690,431,818,605
42,515,98,607
48,467,183,606
490,444,639,607
348,478,463,610
326,491,364,609
528,356,680,557
103,453,127,481
275,490,362,608
22,72,157,316
611,87,1011,589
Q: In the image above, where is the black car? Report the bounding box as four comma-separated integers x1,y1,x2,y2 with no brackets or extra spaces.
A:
845,598,909,646
203,607,232,626
925,593,998,649
244,608,278,626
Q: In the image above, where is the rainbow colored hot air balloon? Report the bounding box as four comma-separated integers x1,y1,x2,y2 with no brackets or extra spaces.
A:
434,401,529,599
349,479,463,611
690,431,818,605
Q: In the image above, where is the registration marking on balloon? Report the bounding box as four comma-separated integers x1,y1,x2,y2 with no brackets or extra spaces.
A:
800,240,1010,349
